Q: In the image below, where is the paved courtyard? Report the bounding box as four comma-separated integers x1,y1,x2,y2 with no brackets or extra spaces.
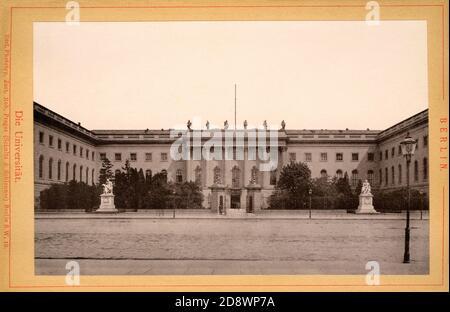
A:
35,213,429,275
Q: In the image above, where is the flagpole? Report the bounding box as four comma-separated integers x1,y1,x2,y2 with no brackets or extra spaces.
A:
234,84,237,130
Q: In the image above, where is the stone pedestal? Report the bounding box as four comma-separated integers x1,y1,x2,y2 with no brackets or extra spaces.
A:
96,194,118,213
355,194,378,214
245,184,262,213
209,184,227,215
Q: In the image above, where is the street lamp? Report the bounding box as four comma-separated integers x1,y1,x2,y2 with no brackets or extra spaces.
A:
400,132,417,263
308,188,313,219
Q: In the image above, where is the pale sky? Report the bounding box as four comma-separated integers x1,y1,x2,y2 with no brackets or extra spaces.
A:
34,21,428,131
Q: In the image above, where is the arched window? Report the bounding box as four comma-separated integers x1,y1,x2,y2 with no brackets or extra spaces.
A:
423,157,428,181
38,155,44,179
194,166,202,185
65,162,69,182
414,160,419,182
367,170,374,185
270,169,277,185
213,166,221,184
80,165,83,182
86,167,89,185
176,169,183,183
351,170,359,187
48,158,53,180
73,164,77,181
320,169,327,179
92,169,95,185
57,160,61,180
391,166,395,185
336,170,343,179
231,166,241,187
398,164,402,185
250,166,259,185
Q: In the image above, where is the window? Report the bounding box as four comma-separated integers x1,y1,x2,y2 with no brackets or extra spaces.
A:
379,169,382,185
423,135,428,147
73,145,77,155
250,166,259,184
92,151,95,160
336,153,343,161
48,158,53,179
130,153,137,161
320,153,328,162
415,139,419,150
65,162,69,182
385,167,388,185
379,152,383,161
385,150,388,160
398,145,402,155
414,160,419,182
320,169,327,179
114,153,122,161
289,153,296,162
80,147,83,157
66,142,69,152
351,170,359,187
336,169,343,179
175,169,183,183
73,164,77,181
391,147,395,157
423,158,428,181
391,166,395,185
367,170,374,185
86,149,89,159
145,153,152,161
213,166,221,184
38,155,44,178
146,169,152,181
39,131,44,144
161,153,168,161
232,166,241,187
92,169,95,185
57,139,62,150
304,153,312,162
367,153,374,161
86,167,89,185
161,169,168,183
100,153,106,160
57,160,61,180
352,153,359,161
194,166,201,184
398,164,402,184
80,166,83,182
49,135,54,147
270,170,277,185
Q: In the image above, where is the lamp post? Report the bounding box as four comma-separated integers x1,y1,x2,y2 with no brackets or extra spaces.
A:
400,132,417,263
308,188,313,219
419,190,424,220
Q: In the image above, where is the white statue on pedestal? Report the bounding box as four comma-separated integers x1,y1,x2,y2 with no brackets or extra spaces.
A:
355,179,377,214
96,178,117,213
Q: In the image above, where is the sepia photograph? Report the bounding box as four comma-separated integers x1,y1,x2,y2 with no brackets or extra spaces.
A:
32,20,430,276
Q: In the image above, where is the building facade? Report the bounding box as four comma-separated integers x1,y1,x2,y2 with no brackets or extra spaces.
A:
34,102,429,211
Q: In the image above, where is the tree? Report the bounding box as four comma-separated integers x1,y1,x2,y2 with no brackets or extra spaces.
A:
99,158,113,185
269,161,312,209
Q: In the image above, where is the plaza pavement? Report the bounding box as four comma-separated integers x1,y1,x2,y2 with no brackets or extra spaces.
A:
35,211,429,275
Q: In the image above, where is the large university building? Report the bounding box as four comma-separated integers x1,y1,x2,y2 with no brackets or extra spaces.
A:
34,102,429,211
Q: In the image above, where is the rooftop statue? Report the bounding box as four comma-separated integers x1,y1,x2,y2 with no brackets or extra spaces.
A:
243,120,248,129
281,120,286,130
263,120,268,130
206,120,210,130
224,120,229,130
187,120,192,130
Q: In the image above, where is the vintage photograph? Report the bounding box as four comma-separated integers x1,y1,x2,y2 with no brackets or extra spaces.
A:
33,21,429,275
